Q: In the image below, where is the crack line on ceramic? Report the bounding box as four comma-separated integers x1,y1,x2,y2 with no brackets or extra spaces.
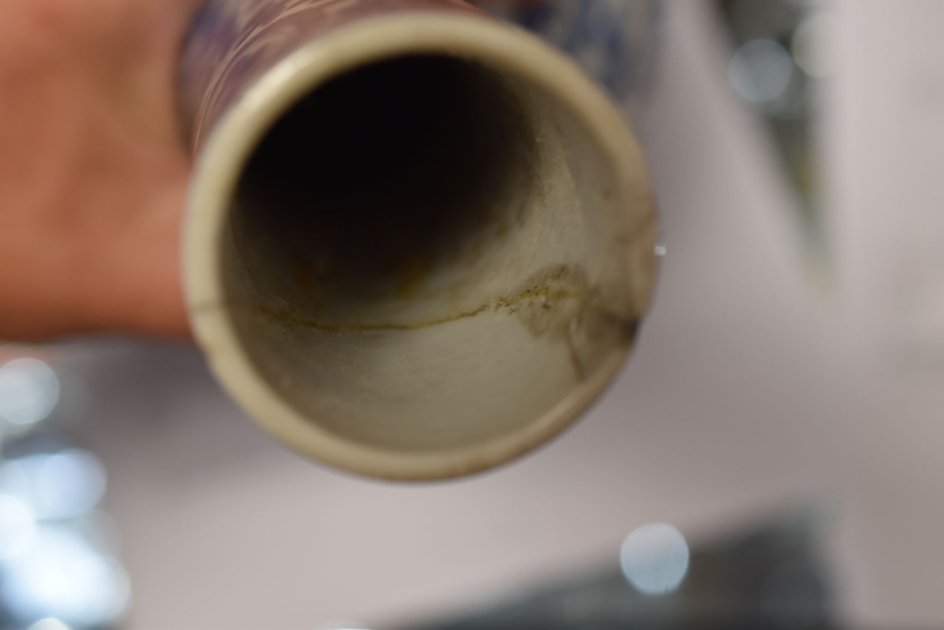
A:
190,285,582,333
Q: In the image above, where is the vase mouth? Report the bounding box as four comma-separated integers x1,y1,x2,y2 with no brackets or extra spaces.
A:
184,10,657,481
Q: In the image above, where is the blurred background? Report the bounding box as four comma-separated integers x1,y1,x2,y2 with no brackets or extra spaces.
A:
3,0,944,628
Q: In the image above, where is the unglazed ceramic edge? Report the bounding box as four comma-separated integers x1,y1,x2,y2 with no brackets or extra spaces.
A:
184,11,657,481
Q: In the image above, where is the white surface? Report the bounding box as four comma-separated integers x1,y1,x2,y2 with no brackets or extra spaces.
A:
67,1,944,628
827,0,944,625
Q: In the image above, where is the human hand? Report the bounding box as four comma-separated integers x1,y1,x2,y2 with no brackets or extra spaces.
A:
0,0,550,342
0,0,201,340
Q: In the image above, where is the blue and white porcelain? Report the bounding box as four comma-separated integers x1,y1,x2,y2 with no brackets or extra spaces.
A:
480,0,661,105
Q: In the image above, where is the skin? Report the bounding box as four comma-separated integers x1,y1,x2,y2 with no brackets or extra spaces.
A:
0,0,530,342
0,0,200,340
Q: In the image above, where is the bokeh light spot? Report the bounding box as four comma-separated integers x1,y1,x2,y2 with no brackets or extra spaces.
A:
729,39,795,106
620,523,690,596
0,359,61,428
0,494,37,560
1,526,129,628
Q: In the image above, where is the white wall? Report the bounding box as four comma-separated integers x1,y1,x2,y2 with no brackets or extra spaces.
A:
74,2,944,628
